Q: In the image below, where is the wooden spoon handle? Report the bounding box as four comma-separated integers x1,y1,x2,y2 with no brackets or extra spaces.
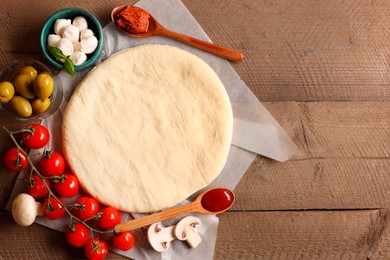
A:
114,202,201,232
163,29,244,62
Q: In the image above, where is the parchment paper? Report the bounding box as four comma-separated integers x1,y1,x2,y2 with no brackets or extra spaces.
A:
6,0,296,259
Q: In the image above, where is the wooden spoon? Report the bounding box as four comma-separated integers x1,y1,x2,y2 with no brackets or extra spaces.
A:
114,187,235,232
111,5,244,62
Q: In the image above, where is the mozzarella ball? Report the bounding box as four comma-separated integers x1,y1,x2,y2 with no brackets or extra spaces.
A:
80,36,98,54
80,29,94,40
57,38,74,56
69,51,87,65
54,19,71,35
47,34,61,47
72,16,88,31
62,24,80,43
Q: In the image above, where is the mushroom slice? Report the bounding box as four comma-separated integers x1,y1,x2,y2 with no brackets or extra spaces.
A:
147,222,175,252
174,216,202,248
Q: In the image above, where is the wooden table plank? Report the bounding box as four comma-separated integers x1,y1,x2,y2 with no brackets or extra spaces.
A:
2,210,390,259
263,101,390,160
235,157,390,210
185,0,390,102
215,210,390,259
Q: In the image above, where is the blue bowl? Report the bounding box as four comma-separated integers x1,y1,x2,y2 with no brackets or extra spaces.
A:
40,7,104,71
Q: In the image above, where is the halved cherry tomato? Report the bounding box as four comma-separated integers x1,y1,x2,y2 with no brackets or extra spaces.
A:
72,196,100,221
66,223,89,248
21,124,50,149
113,231,135,251
42,197,65,220
96,207,121,229
84,238,108,260
38,151,65,177
27,174,51,198
54,174,79,198
4,147,28,172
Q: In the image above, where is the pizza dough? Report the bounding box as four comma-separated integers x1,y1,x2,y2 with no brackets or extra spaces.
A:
62,45,233,213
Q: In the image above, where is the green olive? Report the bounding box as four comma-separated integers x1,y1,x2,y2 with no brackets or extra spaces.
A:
9,95,32,118
16,66,38,80
0,81,15,103
13,74,36,99
34,73,54,99
32,98,50,115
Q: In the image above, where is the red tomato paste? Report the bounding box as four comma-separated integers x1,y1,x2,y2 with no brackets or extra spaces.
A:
116,6,150,34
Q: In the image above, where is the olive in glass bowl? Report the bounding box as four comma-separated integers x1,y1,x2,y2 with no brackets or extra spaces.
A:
0,58,63,121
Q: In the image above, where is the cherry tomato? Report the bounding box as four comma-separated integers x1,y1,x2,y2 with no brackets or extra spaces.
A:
113,231,135,251
38,151,65,177
66,223,89,247
42,197,65,220
84,238,108,260
96,207,121,229
21,124,50,149
54,174,79,198
27,174,51,198
72,196,100,221
4,147,28,172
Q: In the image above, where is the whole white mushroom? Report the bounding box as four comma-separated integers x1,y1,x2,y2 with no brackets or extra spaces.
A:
12,193,43,226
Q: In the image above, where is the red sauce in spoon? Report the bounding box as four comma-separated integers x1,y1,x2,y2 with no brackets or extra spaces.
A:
201,188,234,213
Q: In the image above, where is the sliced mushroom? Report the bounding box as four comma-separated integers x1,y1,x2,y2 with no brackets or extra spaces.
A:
147,222,176,252
174,216,202,248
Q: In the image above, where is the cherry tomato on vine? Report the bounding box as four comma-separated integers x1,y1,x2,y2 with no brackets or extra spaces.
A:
42,197,65,220
66,223,89,248
96,207,121,229
54,174,79,198
38,151,65,177
4,147,28,172
72,196,100,221
21,124,50,149
113,231,135,251
84,238,108,260
27,174,51,198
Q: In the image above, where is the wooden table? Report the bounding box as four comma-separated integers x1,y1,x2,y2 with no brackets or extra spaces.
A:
1,0,389,259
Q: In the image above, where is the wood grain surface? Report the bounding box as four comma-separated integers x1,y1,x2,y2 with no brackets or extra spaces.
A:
0,0,389,259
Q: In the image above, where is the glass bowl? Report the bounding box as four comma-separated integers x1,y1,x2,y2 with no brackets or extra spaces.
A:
0,58,63,121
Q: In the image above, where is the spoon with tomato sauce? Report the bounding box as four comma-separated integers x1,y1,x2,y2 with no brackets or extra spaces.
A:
111,5,244,62
114,187,235,232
